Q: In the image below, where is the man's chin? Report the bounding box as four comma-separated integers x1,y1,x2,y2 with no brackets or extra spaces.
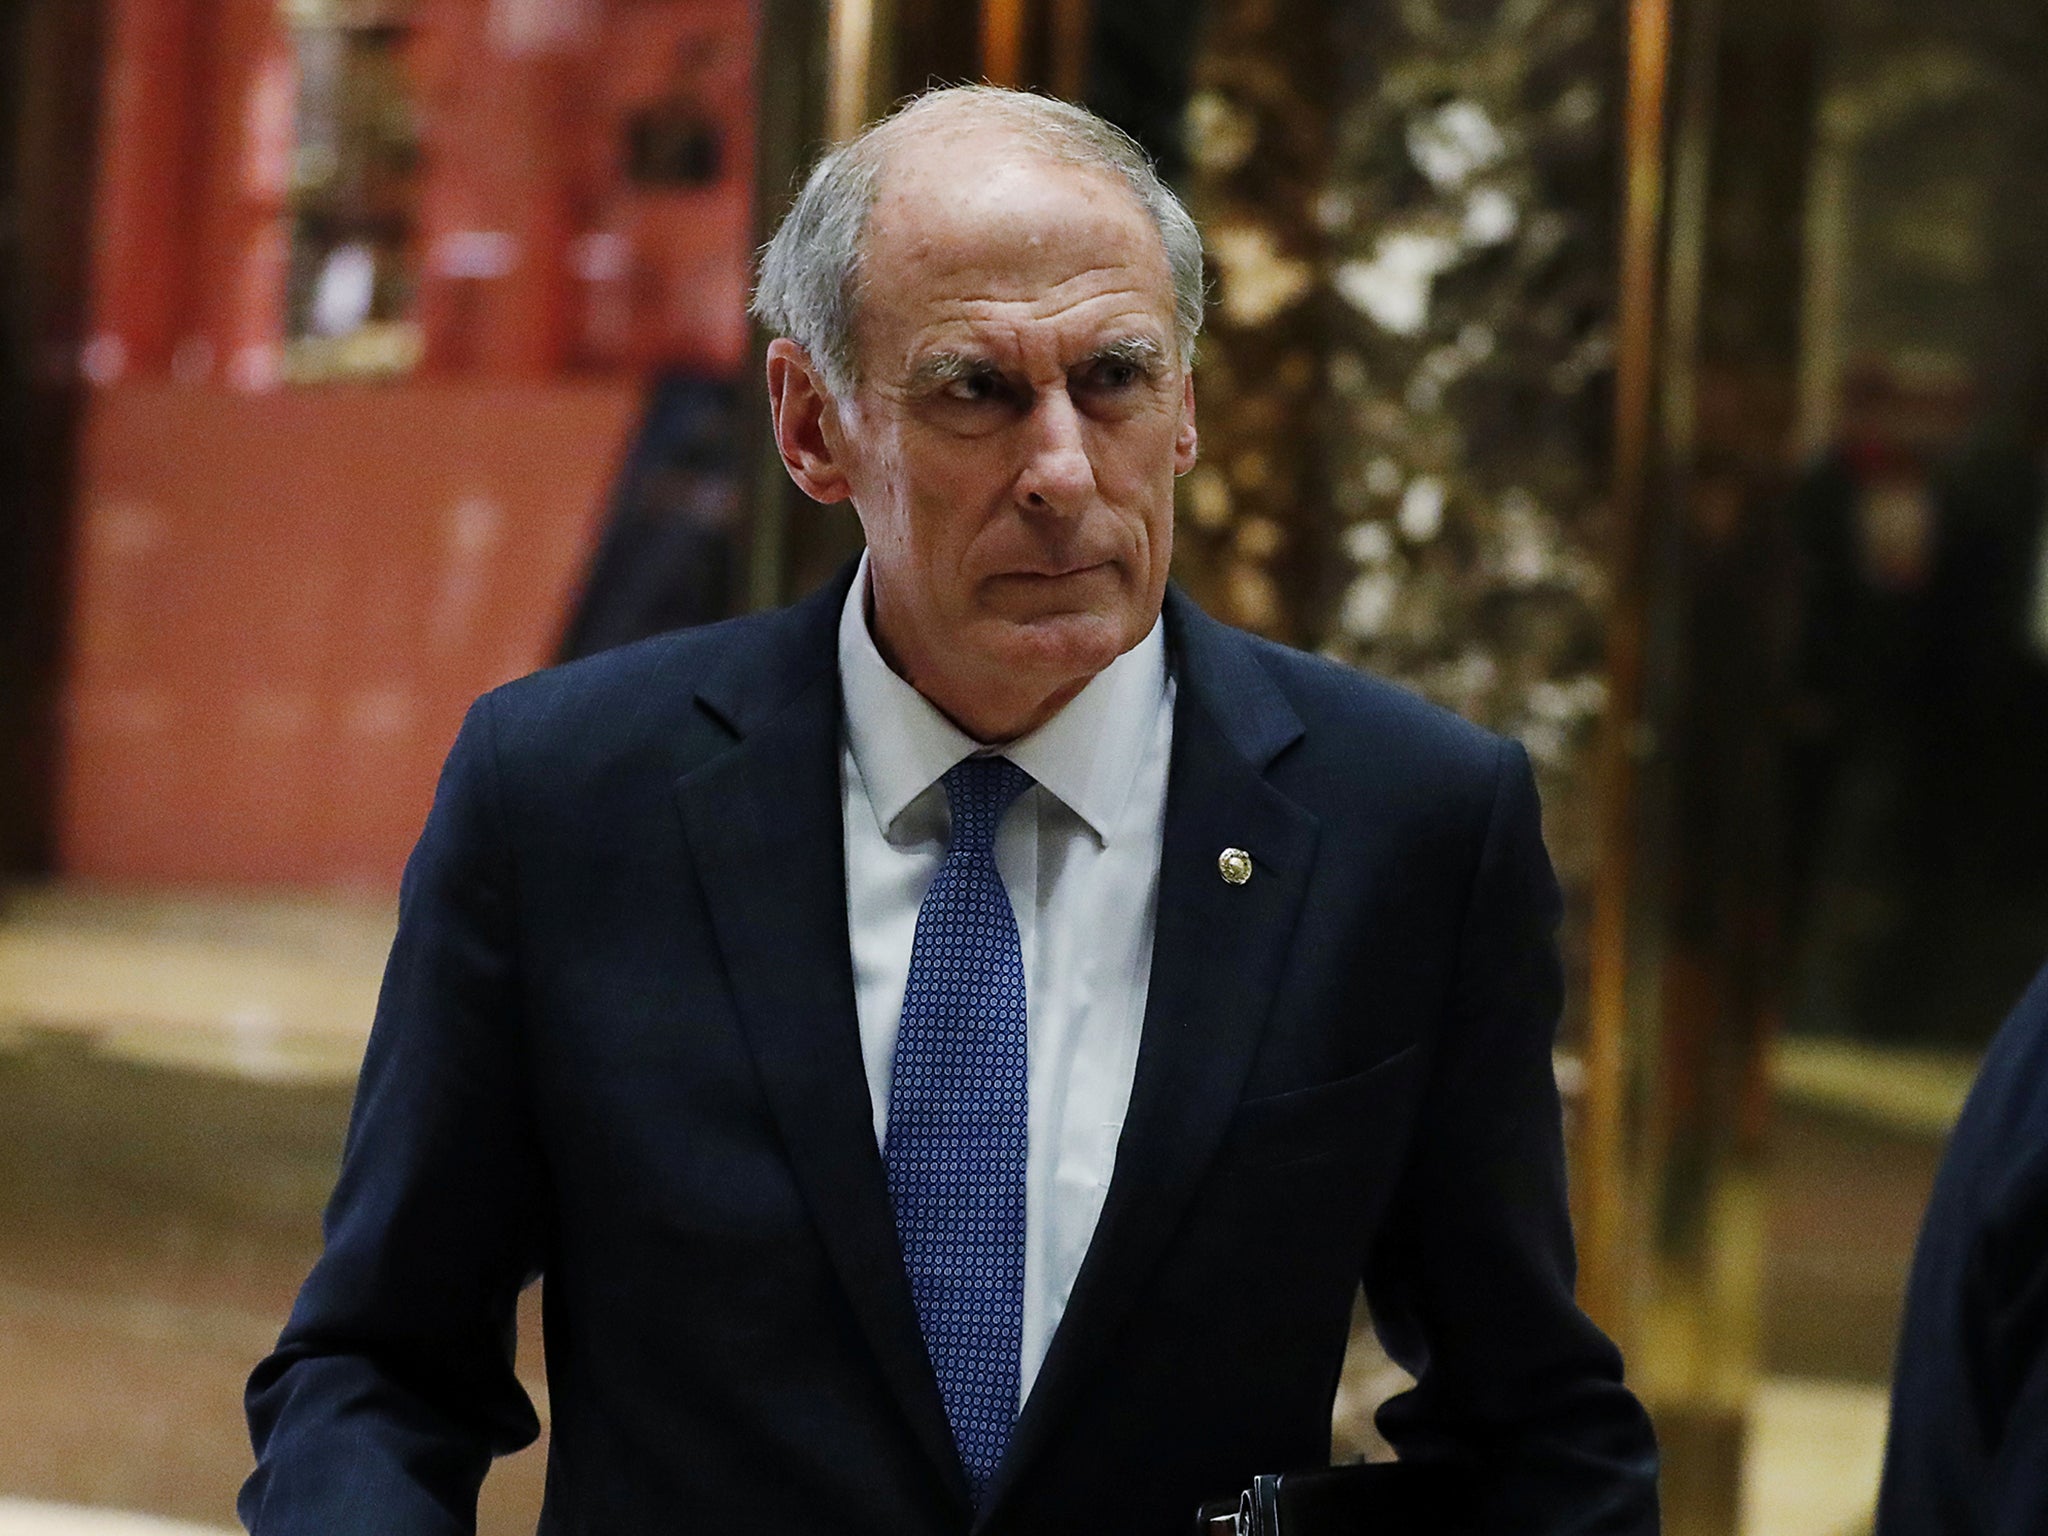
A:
981,608,1144,685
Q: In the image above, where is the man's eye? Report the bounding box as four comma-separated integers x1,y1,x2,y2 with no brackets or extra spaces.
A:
944,372,1005,402
1089,360,1143,390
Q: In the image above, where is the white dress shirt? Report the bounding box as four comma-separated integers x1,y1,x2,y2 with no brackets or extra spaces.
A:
837,555,1175,1403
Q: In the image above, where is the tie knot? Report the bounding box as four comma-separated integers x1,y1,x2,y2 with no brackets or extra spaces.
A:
940,756,1033,858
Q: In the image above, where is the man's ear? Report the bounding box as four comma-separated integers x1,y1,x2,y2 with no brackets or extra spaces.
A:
766,338,854,504
1173,369,1199,475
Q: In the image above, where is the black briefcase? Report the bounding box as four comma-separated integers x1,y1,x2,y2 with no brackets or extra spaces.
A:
1194,1462,1458,1535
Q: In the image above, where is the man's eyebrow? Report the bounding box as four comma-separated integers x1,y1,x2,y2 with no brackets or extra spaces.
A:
905,336,1168,392
906,351,994,390
1087,336,1167,374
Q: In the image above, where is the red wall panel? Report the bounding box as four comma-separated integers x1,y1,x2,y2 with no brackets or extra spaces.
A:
61,381,641,891
65,0,761,892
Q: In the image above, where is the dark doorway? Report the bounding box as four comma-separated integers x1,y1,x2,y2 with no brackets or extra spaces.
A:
1653,0,2048,1060
1,0,104,875
1773,0,2048,1048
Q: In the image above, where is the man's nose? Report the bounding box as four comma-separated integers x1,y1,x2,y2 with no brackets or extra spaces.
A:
1015,389,1096,514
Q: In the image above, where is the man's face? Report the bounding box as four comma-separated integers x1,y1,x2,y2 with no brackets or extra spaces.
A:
784,136,1197,739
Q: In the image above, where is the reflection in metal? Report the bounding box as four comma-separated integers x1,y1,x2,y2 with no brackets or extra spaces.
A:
1087,0,1212,182
976,0,1091,99
1180,0,1627,1124
828,0,877,143
982,0,1026,86
748,0,837,611
278,7,425,381
1175,0,1338,648
1277,0,1627,1205
1303,23,1628,1271
1317,2,1624,827
1177,13,1637,1473
1624,0,1876,1526
1795,122,1854,457
1049,0,1093,101
1796,37,2013,456
1584,0,1675,1343
1613,0,1779,1525
1179,0,1641,1386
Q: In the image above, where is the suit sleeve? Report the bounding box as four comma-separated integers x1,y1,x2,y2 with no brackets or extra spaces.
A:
1877,965,2048,1536
1363,738,1660,1534
240,695,547,1535
1978,1171,2048,1535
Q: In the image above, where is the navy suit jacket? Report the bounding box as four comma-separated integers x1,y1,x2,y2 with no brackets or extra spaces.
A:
1878,960,2048,1535
242,568,1658,1534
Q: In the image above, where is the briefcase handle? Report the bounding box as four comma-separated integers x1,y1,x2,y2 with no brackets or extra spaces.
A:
1193,1463,1458,1535
1193,1474,1279,1536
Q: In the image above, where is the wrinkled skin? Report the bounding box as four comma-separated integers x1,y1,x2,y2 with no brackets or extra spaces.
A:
768,124,1198,742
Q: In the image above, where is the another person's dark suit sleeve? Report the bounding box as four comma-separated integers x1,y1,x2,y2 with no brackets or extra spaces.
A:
241,696,547,1534
1878,962,2048,1536
1366,740,1660,1532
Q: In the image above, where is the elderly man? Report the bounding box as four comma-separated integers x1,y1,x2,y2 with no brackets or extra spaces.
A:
241,87,1658,1535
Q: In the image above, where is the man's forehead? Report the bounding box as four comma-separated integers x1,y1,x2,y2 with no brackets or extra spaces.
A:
867,109,1094,189
838,115,1178,379
864,117,1157,251
875,160,1133,243
865,157,1166,293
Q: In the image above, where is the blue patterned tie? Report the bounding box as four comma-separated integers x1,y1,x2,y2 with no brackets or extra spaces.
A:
884,755,1033,1504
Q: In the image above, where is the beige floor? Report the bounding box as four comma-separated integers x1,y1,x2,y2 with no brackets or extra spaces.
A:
1742,1380,1889,1536
0,887,390,1085
0,885,1957,1535
0,1504,236,1535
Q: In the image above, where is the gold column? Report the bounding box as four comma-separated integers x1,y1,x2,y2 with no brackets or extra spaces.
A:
1047,0,1092,100
981,0,1026,86
1595,0,1778,1528
828,0,896,145
1580,0,1676,1343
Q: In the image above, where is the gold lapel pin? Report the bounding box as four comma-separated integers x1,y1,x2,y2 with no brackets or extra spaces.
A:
1218,847,1253,885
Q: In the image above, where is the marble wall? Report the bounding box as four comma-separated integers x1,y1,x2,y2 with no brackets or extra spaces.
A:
1179,0,1624,1035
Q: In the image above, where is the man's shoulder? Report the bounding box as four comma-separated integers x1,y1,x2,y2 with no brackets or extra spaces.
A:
1947,964,2048,1192
1252,631,1497,754
1171,592,1506,783
491,606,785,714
474,588,839,780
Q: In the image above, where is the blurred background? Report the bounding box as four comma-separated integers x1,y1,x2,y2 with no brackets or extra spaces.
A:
2,0,2046,1532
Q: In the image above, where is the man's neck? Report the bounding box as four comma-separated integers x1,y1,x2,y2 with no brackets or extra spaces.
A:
862,583,1091,744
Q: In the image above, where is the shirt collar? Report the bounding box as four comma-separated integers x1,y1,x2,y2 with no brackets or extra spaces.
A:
837,552,1169,842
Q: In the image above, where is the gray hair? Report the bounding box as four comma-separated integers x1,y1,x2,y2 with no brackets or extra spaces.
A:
751,85,1205,396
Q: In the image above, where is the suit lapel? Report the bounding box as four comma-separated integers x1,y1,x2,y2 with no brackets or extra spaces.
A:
981,594,1319,1523
672,577,1316,1521
673,571,971,1511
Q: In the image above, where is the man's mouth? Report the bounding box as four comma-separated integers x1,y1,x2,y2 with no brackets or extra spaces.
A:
1008,560,1111,580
